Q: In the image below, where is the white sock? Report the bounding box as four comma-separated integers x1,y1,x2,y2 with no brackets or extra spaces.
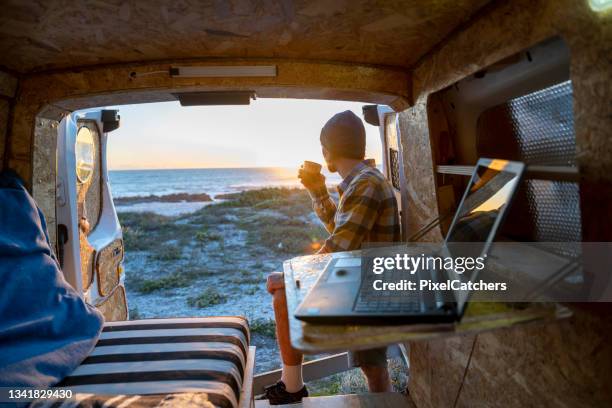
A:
281,364,304,393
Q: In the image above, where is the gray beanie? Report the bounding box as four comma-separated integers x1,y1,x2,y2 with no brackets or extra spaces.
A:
320,110,366,160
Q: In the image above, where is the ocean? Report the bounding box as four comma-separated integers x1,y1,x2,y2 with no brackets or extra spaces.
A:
109,167,343,216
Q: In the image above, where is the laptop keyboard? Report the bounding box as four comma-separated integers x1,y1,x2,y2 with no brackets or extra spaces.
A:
353,269,422,314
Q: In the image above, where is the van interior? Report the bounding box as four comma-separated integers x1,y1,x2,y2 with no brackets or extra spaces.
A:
1,1,611,407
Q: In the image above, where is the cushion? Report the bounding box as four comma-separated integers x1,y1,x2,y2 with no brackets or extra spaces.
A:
56,317,251,408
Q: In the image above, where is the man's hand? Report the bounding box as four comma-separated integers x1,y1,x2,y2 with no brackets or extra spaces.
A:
266,272,285,294
298,167,326,195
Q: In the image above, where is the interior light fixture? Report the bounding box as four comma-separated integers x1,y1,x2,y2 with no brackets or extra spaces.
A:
589,0,612,11
170,65,277,78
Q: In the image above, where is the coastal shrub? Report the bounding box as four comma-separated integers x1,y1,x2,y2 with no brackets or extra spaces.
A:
212,188,313,217
181,267,215,279
253,190,313,218
137,272,192,293
243,221,326,254
307,359,405,395
239,271,264,284
151,244,183,261
250,318,276,338
189,203,234,224
121,227,149,251
119,211,176,231
238,214,305,228
226,272,264,285
119,211,198,249
216,188,297,206
195,230,223,242
114,192,211,205
129,307,141,320
187,288,227,308
234,211,326,254
388,357,409,393
308,374,344,397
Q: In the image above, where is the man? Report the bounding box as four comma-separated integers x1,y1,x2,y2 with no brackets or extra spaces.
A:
261,110,401,404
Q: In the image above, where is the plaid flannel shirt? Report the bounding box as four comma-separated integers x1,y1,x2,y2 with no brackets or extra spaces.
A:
310,160,400,253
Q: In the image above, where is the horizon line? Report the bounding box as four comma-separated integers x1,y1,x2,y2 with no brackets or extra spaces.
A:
109,165,305,171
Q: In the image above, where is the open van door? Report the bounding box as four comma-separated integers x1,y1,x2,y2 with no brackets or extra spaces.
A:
375,106,409,240
56,109,127,321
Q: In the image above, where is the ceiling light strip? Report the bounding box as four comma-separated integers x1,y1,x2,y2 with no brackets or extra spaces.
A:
171,65,277,78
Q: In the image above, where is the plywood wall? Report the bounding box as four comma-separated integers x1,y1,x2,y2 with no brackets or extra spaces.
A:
0,100,9,168
400,0,611,241
31,118,58,250
0,71,18,170
0,0,488,73
400,0,612,406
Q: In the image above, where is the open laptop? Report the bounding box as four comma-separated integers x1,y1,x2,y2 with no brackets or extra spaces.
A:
295,158,525,324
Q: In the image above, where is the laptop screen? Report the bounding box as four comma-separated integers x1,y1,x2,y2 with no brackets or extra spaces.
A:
444,160,523,309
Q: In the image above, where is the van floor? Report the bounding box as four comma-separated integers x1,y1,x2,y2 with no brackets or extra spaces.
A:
255,392,416,407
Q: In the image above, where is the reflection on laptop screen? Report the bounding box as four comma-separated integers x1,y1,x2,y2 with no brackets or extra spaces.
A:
446,165,519,250
443,161,522,310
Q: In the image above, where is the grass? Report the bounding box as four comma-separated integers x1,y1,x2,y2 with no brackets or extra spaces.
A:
122,187,328,307
120,188,324,255
227,276,264,285
251,222,326,254
211,188,314,217
187,288,227,308
150,244,183,261
137,272,192,293
129,307,141,320
305,357,408,396
250,318,276,338
119,211,198,250
307,373,345,396
238,214,327,255
194,228,223,242
215,188,299,207
129,265,215,294
226,271,265,285
187,204,235,225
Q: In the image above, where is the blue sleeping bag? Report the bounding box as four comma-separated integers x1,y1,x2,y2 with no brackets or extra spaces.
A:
0,169,104,387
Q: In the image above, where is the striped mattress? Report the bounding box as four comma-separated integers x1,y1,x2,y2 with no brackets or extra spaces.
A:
32,316,251,408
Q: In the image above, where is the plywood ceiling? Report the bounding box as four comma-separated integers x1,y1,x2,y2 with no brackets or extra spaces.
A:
0,0,489,74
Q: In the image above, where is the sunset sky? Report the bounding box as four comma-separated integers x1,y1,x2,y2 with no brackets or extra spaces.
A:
106,99,382,170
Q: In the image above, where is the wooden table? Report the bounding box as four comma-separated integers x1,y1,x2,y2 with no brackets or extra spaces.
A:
283,250,572,354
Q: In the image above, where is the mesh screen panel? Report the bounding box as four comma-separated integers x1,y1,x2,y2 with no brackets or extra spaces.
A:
477,81,576,166
477,80,581,244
